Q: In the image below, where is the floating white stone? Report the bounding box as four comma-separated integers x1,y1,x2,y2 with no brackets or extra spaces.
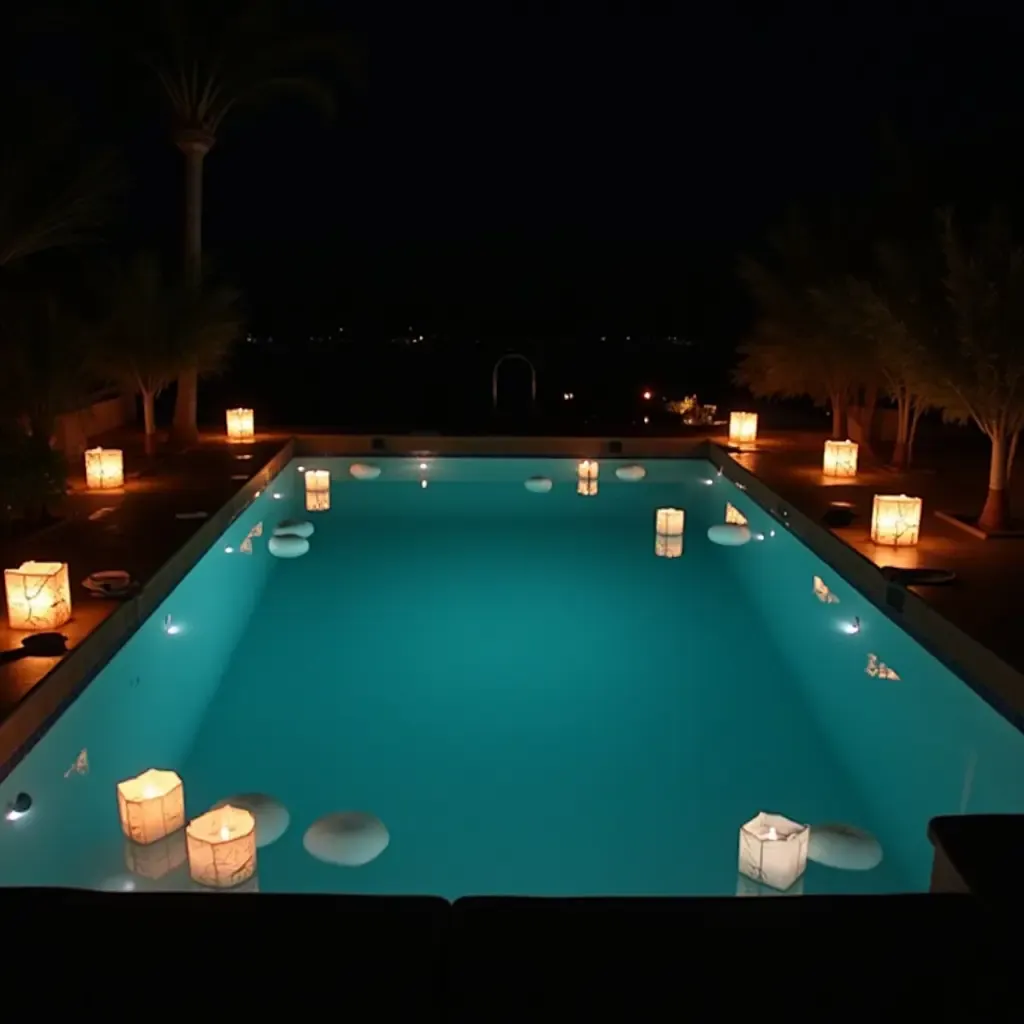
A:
268,535,310,559
273,519,314,539
707,523,752,547
303,811,390,867
808,824,883,871
211,793,290,849
615,465,646,482
350,463,381,480
524,476,553,493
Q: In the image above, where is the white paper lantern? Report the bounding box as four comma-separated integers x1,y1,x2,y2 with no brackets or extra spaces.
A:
225,408,254,442
84,447,124,490
823,439,858,478
577,460,599,497
4,561,72,630
729,411,758,444
186,805,257,889
655,507,684,558
870,494,922,547
725,502,748,526
303,812,390,867
738,811,809,891
116,769,185,845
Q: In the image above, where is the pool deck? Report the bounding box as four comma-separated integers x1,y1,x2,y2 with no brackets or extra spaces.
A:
3,426,1024,769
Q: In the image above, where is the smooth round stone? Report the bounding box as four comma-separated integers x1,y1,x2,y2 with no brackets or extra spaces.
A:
524,476,553,493
809,824,883,871
273,519,314,539
615,465,646,482
211,793,290,848
707,523,752,547
350,463,381,480
268,535,310,559
303,812,390,867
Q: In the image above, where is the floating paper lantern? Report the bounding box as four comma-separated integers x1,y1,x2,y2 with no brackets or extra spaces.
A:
4,561,72,630
304,811,390,867
870,494,922,547
225,408,254,442
616,465,646,482
124,830,187,880
186,805,257,889
725,502,748,526
525,476,553,493
350,463,381,480
305,469,330,492
655,507,684,558
84,447,124,490
117,769,185,845
729,411,758,444
738,811,809,892
823,439,858,478
577,459,598,497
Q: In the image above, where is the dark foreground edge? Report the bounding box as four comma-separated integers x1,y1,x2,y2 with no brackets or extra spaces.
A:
0,889,1015,1018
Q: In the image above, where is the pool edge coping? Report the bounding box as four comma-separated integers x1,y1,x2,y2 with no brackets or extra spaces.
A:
705,442,1024,735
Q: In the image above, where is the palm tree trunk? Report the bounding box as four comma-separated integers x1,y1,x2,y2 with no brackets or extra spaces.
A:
907,401,925,467
171,141,208,446
890,392,912,470
978,431,1011,533
859,383,878,457
142,389,157,457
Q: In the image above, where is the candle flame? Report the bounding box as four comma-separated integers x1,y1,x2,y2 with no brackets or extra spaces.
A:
143,787,157,799
219,825,231,840
767,826,778,841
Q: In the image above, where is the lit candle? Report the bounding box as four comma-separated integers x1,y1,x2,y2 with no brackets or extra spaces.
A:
186,805,257,889
738,811,809,892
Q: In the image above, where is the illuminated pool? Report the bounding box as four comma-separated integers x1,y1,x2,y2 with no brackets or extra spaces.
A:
2,455,1023,897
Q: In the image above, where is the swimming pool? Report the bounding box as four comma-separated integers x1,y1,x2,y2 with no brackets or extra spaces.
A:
2,454,1024,898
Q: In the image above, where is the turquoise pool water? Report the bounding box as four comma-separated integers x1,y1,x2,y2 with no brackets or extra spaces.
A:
3,456,1024,897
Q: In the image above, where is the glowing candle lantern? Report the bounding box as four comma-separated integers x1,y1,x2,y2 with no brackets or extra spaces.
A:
116,769,186,845
225,408,254,442
725,502,748,526
729,411,758,444
577,460,598,497
655,507,685,558
305,469,330,494
738,811,809,892
823,439,858,478
186,805,257,889
4,561,72,630
306,490,330,512
124,830,187,880
84,447,124,490
870,494,922,547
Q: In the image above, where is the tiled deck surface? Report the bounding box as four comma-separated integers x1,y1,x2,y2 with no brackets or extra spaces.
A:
3,426,1024,735
0,434,288,721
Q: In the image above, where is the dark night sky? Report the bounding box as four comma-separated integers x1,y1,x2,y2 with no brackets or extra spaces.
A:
16,7,1024,342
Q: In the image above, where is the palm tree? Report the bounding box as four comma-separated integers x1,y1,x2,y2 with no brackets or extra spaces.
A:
130,0,357,444
92,254,243,455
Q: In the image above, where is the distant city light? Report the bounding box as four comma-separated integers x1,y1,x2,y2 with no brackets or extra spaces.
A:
643,416,650,424
642,390,652,400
